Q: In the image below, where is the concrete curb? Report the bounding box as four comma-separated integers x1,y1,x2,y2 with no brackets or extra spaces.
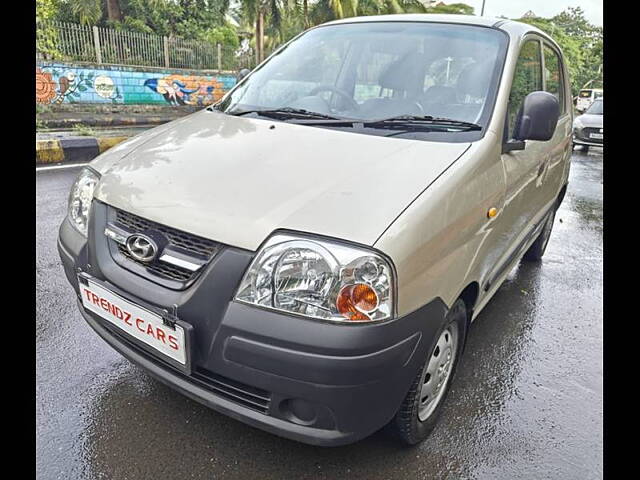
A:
36,136,129,165
39,115,182,129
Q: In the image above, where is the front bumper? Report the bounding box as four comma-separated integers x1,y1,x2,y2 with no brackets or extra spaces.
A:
573,130,603,147
58,203,449,446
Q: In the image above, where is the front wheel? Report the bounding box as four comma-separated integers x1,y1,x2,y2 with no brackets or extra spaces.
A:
388,299,467,445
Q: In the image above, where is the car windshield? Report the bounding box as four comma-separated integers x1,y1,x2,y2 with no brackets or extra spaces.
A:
216,22,508,133
586,99,603,115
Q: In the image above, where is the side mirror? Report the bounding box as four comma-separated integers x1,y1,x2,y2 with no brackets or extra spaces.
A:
237,68,251,81
513,91,560,142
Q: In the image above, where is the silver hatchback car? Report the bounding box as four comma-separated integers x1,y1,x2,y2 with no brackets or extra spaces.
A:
573,97,603,152
58,14,572,446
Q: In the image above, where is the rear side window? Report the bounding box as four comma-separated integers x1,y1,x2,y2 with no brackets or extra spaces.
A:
543,44,565,114
507,40,542,139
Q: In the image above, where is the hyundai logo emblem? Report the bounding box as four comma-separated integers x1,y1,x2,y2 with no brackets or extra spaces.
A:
125,234,158,263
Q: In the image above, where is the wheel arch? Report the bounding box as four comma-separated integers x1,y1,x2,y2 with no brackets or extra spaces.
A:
557,183,568,208
458,281,480,323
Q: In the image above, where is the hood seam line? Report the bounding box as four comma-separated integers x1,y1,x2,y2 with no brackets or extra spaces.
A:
371,143,473,248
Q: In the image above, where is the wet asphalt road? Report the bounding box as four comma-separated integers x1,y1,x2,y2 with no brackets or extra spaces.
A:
36,148,603,479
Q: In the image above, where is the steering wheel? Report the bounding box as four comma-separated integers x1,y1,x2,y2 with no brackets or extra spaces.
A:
309,85,359,112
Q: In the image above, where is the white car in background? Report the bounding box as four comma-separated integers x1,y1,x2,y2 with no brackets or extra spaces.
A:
575,88,603,112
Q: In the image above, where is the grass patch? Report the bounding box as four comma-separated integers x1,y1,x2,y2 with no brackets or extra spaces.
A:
36,104,52,115
72,123,97,137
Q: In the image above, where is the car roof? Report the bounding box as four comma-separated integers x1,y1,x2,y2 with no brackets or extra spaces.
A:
323,14,504,28
319,14,556,47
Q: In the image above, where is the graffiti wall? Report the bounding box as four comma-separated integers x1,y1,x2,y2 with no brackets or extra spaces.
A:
36,62,237,106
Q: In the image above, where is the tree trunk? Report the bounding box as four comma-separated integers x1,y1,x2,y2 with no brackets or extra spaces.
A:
106,0,123,22
255,17,260,65
304,0,309,28
257,11,265,64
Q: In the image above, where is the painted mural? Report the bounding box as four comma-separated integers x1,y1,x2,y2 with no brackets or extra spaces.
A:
36,63,236,106
143,75,224,106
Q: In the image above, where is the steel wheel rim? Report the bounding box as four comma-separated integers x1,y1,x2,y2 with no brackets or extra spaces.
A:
418,323,458,422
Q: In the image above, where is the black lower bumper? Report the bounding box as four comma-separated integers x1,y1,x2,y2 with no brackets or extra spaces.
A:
58,207,450,446
573,133,603,147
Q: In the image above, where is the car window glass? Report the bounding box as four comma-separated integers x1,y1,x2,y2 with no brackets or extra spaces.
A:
507,40,542,139
424,56,476,88
353,49,400,102
235,37,348,109
221,22,507,129
543,44,565,114
586,99,603,115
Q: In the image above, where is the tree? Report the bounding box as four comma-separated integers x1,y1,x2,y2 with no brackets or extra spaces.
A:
425,2,474,15
310,0,428,25
36,0,62,59
238,0,282,63
106,0,123,21
71,0,102,25
517,7,603,96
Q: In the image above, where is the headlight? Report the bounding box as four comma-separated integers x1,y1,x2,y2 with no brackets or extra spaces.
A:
235,233,396,323
67,167,99,236
573,118,584,130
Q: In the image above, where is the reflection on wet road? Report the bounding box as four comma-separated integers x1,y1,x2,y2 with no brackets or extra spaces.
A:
36,147,602,479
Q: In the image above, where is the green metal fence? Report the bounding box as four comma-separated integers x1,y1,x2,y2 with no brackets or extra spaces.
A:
36,21,254,71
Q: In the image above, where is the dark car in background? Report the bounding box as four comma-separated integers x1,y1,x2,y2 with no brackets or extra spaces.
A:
573,98,603,152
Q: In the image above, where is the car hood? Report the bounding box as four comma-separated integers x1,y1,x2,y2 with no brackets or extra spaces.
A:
93,110,470,251
575,113,603,128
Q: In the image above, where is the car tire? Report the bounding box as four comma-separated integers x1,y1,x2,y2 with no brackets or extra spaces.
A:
523,208,556,262
388,299,467,445
582,145,589,153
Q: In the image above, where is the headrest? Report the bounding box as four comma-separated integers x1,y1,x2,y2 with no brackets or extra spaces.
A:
456,61,494,98
379,54,427,93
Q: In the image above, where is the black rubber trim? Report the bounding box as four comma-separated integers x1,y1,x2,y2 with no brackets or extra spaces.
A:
223,332,421,386
484,205,553,291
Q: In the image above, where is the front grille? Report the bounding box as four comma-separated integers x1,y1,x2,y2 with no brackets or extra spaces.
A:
116,209,219,257
113,208,221,284
118,244,192,282
192,368,271,413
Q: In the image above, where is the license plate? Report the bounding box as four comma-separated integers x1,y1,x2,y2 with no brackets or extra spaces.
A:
79,277,187,365
590,133,603,139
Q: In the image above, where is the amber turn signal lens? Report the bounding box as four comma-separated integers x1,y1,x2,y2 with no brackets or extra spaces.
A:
336,283,379,321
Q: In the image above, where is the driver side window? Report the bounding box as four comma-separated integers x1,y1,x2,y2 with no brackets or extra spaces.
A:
255,40,347,108
507,40,542,139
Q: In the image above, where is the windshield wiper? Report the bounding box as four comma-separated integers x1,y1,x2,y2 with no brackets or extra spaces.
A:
289,115,482,131
227,107,342,120
364,115,482,131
